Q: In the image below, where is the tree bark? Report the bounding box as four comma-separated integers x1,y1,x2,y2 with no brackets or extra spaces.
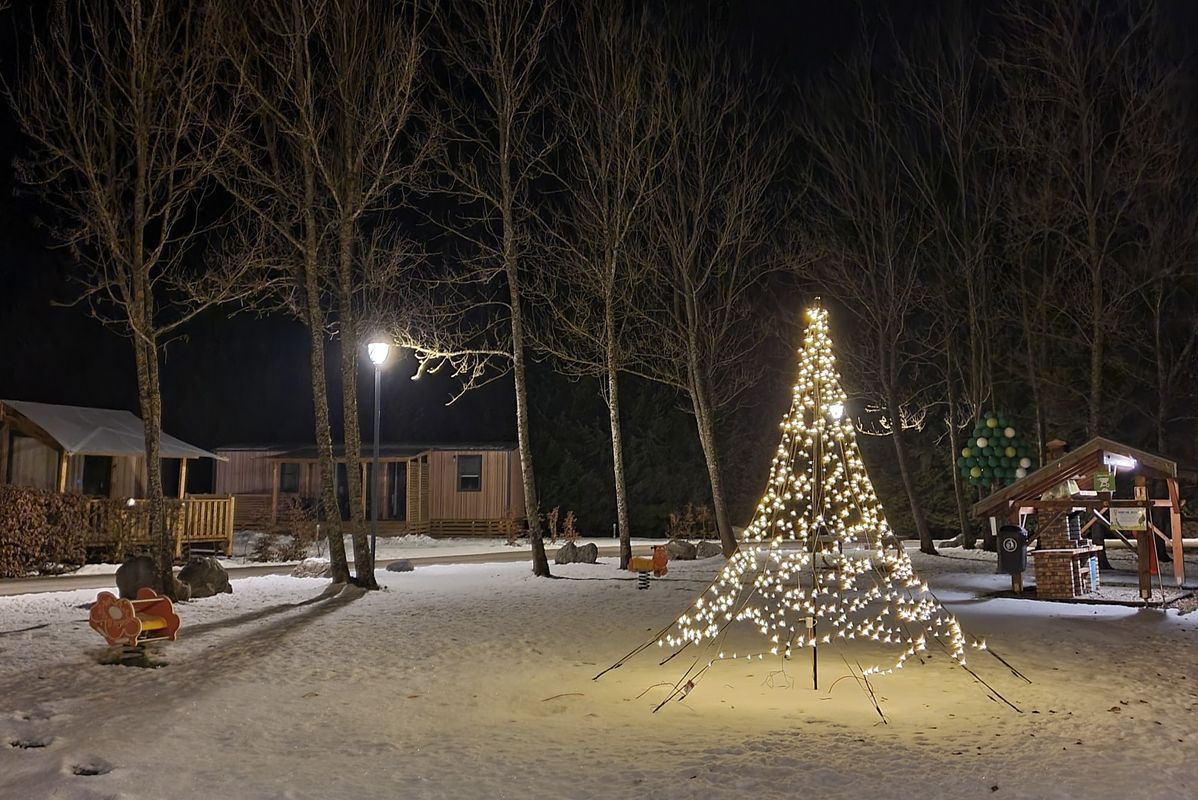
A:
134,333,175,597
945,342,974,548
604,317,632,570
337,216,377,589
684,333,736,556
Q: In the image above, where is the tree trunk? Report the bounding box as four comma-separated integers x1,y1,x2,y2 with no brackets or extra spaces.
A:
133,333,175,598
337,218,376,589
886,389,935,555
604,323,632,570
499,102,549,577
306,318,351,584
945,343,974,548
510,316,549,577
684,344,736,556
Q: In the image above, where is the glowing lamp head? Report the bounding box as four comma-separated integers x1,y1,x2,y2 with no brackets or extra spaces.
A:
367,340,391,367
827,402,844,421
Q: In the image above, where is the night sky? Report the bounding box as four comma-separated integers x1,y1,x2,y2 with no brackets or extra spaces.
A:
0,0,866,452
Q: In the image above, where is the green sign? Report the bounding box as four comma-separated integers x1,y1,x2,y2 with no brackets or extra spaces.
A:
1093,472,1115,493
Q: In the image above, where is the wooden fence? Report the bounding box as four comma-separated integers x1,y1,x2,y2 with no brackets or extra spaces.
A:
84,495,235,559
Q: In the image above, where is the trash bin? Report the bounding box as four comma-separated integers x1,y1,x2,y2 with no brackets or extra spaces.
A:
997,525,1028,575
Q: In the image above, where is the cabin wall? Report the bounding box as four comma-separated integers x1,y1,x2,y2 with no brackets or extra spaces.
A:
215,450,285,494
7,435,57,490
427,450,522,520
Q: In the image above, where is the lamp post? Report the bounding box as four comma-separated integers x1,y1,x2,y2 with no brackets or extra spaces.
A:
366,339,391,563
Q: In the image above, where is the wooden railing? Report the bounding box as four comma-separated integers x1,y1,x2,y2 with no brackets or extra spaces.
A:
84,495,236,559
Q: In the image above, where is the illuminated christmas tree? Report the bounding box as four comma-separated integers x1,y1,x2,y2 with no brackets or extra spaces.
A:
609,305,991,709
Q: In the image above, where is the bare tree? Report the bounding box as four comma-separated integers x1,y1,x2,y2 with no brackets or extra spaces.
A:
12,0,243,597
996,0,1175,438
893,10,1001,548
799,49,938,554
532,1,667,569
636,19,792,557
212,0,426,585
319,0,428,589
430,0,558,576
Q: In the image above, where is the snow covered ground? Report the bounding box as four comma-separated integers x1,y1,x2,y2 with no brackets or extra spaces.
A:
2,548,1197,799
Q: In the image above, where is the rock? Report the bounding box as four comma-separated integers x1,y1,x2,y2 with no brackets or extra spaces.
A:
554,541,579,564
694,540,724,559
115,555,159,599
385,559,415,573
177,556,233,599
291,558,332,578
666,539,697,561
576,543,598,564
115,555,190,600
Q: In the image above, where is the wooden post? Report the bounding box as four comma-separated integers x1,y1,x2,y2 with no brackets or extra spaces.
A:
270,461,280,525
1167,478,1185,587
57,450,69,493
226,496,235,555
1136,523,1152,601
178,458,188,499
1011,573,1022,594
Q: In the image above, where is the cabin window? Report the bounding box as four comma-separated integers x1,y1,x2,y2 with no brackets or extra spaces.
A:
457,455,482,492
81,455,113,496
279,463,300,493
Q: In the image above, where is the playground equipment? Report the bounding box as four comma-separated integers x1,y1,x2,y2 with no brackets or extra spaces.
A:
628,545,669,589
88,589,181,648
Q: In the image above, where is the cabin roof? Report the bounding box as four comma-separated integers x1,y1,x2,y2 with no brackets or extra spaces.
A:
258,442,518,462
971,436,1186,518
0,399,220,460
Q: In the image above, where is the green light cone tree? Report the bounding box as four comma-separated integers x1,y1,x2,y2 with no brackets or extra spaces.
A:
633,306,982,705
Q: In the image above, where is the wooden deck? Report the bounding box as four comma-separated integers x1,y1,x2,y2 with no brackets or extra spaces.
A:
84,495,235,558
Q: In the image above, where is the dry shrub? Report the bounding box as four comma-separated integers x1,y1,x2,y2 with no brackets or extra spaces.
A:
560,510,579,541
251,495,321,562
0,485,89,577
666,503,716,540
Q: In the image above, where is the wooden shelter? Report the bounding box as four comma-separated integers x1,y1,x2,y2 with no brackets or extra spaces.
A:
0,399,235,556
214,442,524,536
973,437,1191,597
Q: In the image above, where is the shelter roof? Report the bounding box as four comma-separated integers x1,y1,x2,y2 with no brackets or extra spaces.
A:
972,436,1184,518
1,400,220,460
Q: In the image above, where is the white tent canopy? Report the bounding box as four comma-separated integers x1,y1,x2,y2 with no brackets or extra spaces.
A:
1,400,220,460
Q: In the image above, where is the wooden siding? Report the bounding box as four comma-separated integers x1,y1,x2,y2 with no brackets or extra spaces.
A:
427,450,521,520
215,449,287,494
7,435,57,489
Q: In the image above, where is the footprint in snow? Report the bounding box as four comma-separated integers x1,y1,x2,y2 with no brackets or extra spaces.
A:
8,735,55,749
70,758,114,777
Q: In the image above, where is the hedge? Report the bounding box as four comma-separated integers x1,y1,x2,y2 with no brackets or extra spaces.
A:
0,484,89,578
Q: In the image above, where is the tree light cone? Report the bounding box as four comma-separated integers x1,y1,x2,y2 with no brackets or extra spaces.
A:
650,306,980,695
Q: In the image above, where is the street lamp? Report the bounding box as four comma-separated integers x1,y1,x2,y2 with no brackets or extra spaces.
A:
367,339,391,563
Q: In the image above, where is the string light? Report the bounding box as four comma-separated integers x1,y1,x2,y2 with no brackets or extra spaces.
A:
657,305,981,686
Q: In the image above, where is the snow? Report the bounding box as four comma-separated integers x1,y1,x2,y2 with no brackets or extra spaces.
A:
2,549,1197,799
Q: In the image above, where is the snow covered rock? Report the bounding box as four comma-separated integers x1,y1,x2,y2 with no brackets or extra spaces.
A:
115,555,191,600
177,557,233,598
554,541,597,564
694,541,723,559
666,540,697,560
291,558,332,578
386,560,415,573
576,543,598,563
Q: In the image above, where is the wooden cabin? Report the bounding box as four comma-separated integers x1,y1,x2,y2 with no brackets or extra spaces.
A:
214,442,525,536
0,399,235,557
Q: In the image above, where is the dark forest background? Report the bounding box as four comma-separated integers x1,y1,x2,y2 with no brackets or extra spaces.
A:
2,0,1197,544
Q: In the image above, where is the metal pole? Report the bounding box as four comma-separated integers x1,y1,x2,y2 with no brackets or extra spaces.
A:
371,363,382,562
